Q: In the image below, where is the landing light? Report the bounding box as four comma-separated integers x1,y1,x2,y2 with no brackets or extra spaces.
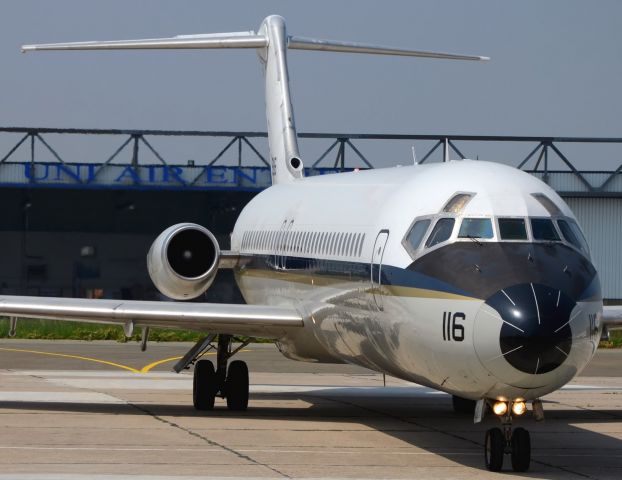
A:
492,401,508,416
512,401,527,416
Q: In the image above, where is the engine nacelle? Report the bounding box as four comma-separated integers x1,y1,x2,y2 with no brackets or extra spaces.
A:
147,223,220,300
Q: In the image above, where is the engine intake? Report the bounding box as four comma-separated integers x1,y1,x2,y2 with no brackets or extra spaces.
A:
147,223,220,300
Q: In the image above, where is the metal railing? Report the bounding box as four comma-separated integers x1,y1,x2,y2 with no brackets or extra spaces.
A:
0,127,620,195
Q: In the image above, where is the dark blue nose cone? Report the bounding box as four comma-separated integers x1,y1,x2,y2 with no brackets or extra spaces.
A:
486,283,575,375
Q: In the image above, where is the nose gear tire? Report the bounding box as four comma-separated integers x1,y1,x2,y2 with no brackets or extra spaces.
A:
485,427,504,472
511,427,531,472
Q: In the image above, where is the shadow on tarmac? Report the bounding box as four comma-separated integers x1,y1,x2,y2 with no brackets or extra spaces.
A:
2,387,621,477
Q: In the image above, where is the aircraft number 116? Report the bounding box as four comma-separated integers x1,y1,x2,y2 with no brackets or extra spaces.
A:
442,312,465,342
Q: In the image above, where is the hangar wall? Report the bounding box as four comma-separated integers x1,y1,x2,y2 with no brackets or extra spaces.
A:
564,197,622,301
0,129,620,302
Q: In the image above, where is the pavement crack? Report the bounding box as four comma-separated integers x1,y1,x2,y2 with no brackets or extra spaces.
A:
128,402,291,479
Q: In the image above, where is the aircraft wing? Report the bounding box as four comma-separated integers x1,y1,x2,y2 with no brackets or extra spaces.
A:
0,295,303,339
602,306,622,329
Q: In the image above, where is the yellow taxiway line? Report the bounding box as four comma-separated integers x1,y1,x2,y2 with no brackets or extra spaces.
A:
0,346,241,374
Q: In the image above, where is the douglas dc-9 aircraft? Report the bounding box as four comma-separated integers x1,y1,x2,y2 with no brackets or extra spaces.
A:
2,15,620,472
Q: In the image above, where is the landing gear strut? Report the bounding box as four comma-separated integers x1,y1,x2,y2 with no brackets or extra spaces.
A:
190,334,250,411
484,400,532,472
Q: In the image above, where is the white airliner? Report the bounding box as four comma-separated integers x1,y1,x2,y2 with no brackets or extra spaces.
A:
3,15,620,472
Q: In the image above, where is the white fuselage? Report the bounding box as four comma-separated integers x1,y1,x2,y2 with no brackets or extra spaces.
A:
231,160,603,402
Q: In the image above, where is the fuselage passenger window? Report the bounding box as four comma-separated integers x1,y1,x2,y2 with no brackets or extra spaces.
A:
498,218,528,240
459,218,493,239
531,218,560,241
353,234,360,257
358,234,365,257
425,218,455,248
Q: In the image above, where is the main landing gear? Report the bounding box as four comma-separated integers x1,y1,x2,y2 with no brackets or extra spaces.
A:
483,399,542,472
176,334,250,411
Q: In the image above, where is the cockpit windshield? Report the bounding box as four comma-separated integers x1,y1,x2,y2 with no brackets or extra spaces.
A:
404,219,431,251
425,218,455,248
498,218,528,240
458,218,493,239
531,218,561,241
403,214,590,261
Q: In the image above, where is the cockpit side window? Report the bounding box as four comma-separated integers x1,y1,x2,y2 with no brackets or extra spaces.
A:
531,218,561,241
498,218,528,240
404,219,431,251
459,218,493,239
558,219,590,255
425,218,455,248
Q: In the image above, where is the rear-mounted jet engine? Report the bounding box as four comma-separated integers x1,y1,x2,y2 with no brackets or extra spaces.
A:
147,223,220,299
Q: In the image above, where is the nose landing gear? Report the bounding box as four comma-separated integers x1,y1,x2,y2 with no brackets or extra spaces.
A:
485,424,531,472
484,399,537,472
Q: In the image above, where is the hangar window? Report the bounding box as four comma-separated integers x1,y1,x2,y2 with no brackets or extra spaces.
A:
459,218,493,239
425,218,455,248
498,218,528,240
531,218,561,241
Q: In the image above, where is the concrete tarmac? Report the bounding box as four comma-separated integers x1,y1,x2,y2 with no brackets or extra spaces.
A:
0,340,620,479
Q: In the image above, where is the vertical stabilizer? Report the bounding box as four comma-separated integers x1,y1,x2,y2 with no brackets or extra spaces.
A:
257,16,303,183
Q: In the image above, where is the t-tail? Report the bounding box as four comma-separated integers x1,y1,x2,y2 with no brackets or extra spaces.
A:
22,15,489,185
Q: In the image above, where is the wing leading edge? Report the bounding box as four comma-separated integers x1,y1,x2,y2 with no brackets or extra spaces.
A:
603,306,622,328
0,295,303,339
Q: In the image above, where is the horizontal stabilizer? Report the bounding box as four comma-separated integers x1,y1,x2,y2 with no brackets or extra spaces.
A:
23,32,488,62
22,32,267,52
288,36,489,61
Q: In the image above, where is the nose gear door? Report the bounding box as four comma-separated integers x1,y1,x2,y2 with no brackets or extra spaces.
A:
371,229,389,311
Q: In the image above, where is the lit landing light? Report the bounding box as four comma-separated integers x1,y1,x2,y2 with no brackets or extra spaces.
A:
512,400,527,416
492,401,508,416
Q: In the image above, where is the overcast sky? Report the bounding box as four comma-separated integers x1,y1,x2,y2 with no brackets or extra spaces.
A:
0,1,620,169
